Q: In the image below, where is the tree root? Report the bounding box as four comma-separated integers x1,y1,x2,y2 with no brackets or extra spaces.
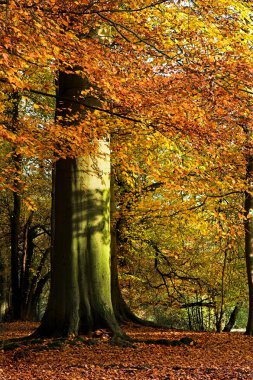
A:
110,334,136,348
139,337,195,346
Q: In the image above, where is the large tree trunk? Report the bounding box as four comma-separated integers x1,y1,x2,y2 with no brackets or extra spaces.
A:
35,71,125,339
245,154,253,336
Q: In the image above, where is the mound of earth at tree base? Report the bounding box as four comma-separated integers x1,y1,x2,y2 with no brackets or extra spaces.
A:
1,322,253,379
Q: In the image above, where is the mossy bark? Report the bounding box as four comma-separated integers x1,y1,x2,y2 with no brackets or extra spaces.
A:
35,71,124,338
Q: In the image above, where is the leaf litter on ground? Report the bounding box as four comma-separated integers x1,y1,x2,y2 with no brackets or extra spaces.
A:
1,322,253,379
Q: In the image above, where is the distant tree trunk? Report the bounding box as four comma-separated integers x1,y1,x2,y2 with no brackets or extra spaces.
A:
9,91,22,320
111,221,128,322
10,188,22,320
244,154,253,336
223,303,241,332
110,171,130,322
110,170,160,327
20,212,34,319
111,225,158,327
111,218,142,324
20,240,50,321
23,272,50,321
0,254,9,321
35,71,126,340
215,248,228,333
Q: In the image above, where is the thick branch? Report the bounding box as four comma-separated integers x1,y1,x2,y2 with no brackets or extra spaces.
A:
27,88,145,123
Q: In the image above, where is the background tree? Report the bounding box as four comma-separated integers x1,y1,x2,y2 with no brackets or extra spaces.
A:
0,75,53,321
112,132,247,331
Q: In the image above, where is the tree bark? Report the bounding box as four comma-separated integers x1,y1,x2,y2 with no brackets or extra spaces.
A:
0,254,9,321
223,303,241,332
20,212,34,319
10,189,22,320
245,154,253,336
9,92,22,320
110,170,163,328
35,71,125,339
110,171,129,322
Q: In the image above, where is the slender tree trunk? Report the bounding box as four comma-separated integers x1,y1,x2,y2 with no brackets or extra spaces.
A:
244,154,253,335
20,212,34,320
111,218,139,323
10,188,21,319
35,71,126,339
244,157,253,335
110,171,129,322
187,307,192,330
0,254,9,321
22,248,50,321
216,248,228,333
223,303,241,332
110,170,162,327
9,91,22,320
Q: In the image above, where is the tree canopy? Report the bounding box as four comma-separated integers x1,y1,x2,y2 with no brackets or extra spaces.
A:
0,0,252,335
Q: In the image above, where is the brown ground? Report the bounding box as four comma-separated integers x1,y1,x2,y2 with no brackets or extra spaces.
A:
1,322,253,379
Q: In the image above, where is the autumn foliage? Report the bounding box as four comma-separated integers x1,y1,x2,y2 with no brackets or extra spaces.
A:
0,0,253,376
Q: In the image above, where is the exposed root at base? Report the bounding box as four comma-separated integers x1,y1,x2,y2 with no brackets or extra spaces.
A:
110,334,136,348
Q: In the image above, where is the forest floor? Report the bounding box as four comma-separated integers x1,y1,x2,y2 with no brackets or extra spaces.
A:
1,322,253,379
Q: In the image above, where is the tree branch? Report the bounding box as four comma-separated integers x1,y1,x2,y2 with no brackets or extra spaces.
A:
14,1,169,16
26,88,145,123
